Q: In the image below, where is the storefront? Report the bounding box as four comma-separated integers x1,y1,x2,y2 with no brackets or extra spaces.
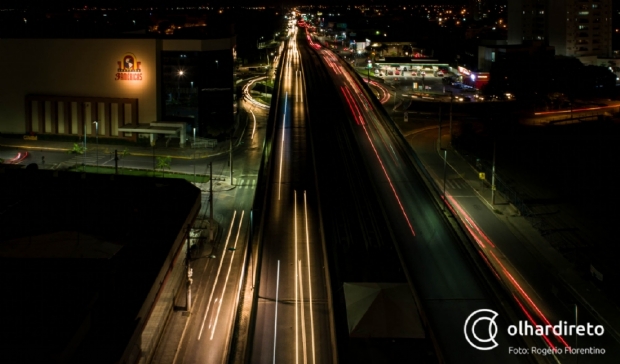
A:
457,66,490,90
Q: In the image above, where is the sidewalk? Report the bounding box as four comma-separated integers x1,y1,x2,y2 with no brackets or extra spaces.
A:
401,124,620,344
0,106,249,161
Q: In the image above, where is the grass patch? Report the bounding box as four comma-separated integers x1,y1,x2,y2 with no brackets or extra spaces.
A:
67,165,210,183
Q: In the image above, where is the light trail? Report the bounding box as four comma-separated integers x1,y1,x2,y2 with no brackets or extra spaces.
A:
304,191,316,364
251,110,257,140
298,260,308,364
210,210,245,340
295,190,299,364
273,260,280,364
198,210,237,340
360,122,416,237
278,92,288,200
490,250,571,349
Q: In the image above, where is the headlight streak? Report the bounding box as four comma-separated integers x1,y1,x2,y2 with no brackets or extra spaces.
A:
278,93,288,201
304,191,317,364
298,260,308,364
273,260,280,364
198,210,237,340
295,190,299,364
251,110,257,140
210,210,245,340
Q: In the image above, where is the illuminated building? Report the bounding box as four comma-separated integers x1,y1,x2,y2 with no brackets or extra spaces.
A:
0,35,236,144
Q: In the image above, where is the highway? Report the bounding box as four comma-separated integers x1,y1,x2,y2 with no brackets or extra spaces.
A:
303,29,532,363
249,26,335,364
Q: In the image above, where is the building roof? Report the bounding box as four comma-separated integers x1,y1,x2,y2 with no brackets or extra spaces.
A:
0,167,200,363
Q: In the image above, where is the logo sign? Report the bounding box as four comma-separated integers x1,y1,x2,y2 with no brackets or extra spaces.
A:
115,53,142,81
464,309,499,351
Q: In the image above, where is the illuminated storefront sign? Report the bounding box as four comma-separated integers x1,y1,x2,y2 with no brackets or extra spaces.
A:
115,53,142,81
458,66,471,76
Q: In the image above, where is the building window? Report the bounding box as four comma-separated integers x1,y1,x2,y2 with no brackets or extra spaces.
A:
578,25,589,30
592,4,598,9
578,11,589,15
539,10,544,15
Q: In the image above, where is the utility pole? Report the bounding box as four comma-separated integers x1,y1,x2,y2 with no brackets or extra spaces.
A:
491,141,497,205
186,224,193,311
209,161,214,244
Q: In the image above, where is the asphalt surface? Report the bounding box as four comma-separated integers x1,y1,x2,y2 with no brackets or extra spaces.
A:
249,27,335,364
310,33,535,363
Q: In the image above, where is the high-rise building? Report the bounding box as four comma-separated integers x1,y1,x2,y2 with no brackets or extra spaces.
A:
508,0,612,57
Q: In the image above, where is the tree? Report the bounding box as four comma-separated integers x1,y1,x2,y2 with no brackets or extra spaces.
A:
67,143,86,155
156,156,172,177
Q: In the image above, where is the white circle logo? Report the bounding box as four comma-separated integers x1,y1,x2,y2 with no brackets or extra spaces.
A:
464,309,499,350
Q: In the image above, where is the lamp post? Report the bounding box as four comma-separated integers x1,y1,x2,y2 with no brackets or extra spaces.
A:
93,121,99,173
177,70,184,102
367,59,371,83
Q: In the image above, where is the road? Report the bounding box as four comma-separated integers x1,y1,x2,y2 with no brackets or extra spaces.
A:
306,30,533,363
364,54,620,362
249,26,335,364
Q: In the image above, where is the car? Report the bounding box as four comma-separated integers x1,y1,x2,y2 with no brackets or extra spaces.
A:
411,71,418,76
435,71,444,77
395,69,401,75
420,71,426,76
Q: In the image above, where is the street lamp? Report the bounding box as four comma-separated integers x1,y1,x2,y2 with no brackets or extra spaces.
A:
367,59,372,82
93,121,99,172
193,127,196,183
177,70,184,102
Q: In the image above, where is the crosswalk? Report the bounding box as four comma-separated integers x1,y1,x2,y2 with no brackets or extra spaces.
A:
235,178,257,189
443,178,469,190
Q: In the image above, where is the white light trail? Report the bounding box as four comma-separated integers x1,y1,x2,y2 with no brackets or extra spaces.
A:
295,190,299,364
198,210,237,340
251,110,257,140
273,260,280,364
304,191,316,364
278,93,288,200
298,260,308,364
210,210,245,340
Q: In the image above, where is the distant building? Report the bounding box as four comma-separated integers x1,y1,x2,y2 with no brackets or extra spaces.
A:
508,0,613,58
0,33,236,143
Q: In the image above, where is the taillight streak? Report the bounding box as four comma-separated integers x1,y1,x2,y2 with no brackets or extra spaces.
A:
360,122,416,237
